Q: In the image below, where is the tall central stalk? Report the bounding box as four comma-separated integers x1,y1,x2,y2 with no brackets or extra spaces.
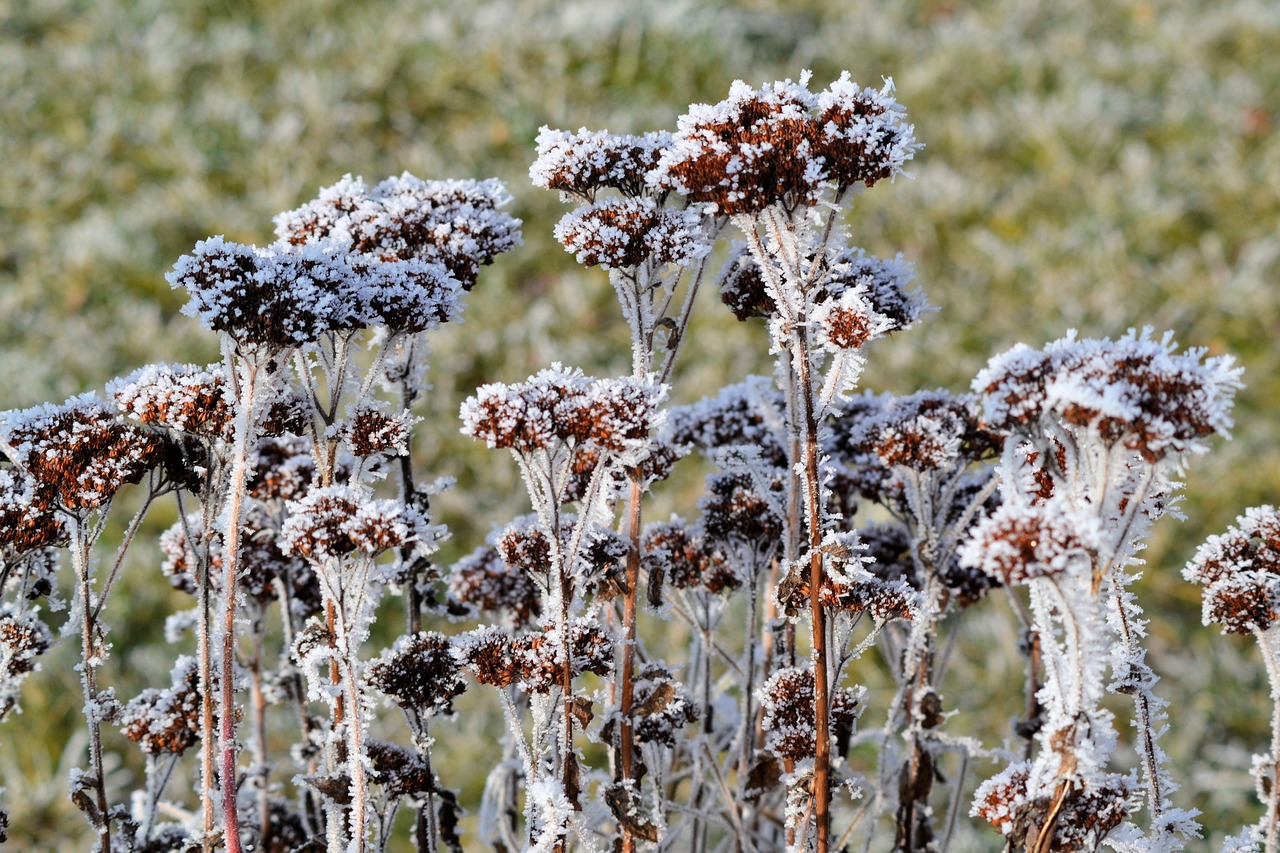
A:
220,355,263,853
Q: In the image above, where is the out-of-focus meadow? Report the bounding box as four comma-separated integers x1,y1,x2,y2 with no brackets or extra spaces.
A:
2,0,1278,846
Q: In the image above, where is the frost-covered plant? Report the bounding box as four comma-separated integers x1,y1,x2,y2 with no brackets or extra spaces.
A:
0,67,1264,853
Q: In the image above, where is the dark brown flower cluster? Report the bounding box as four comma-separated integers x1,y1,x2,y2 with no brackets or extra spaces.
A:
1184,506,1280,634
758,666,863,761
973,763,1132,852
367,739,435,798
642,519,738,596
960,502,1099,586
0,607,52,720
628,663,699,747
651,74,916,215
775,549,918,624
699,473,785,552
341,406,415,458
565,437,682,503
974,330,1242,464
531,128,671,200
274,173,522,290
0,470,65,559
461,367,660,457
839,391,997,474
120,657,203,756
667,376,788,471
448,543,543,628
368,631,466,717
279,485,434,564
457,619,614,694
0,395,164,512
110,363,233,441
248,436,341,503
553,197,707,270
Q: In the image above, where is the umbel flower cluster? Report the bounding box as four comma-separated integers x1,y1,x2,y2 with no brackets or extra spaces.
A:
0,70,1269,853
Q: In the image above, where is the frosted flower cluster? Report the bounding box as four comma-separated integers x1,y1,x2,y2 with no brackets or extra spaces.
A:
758,666,863,761
460,365,662,456
553,196,708,270
119,657,203,756
0,470,64,558
456,618,614,694
972,762,1133,852
974,328,1242,463
167,237,463,349
0,394,164,512
447,539,543,627
960,501,1101,585
0,604,52,721
1184,506,1280,634
109,362,233,440
279,484,436,564
368,631,466,717
275,173,522,289
530,127,671,199
651,73,917,214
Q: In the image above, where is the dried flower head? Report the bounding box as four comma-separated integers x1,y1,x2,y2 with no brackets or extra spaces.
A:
667,376,788,470
340,406,416,458
554,197,708,270
110,362,233,440
518,618,615,694
456,625,523,689
368,631,466,717
275,173,522,289
1184,506,1280,633
972,763,1133,852
461,365,661,457
699,472,785,551
845,390,997,472
0,394,164,512
120,656,203,755
960,502,1100,585
248,435,331,503
448,542,542,628
280,485,436,564
629,663,698,746
652,76,822,215
758,666,863,761
531,127,671,199
718,242,776,321
367,739,435,798
975,329,1242,463
813,75,919,190
0,470,65,558
642,519,738,594
0,605,52,720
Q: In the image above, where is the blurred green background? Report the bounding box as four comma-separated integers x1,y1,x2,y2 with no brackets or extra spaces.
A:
2,0,1278,847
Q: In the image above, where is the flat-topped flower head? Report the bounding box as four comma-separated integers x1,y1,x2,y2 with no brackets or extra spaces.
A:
368,631,466,717
280,485,436,564
531,127,671,199
553,197,708,270
461,365,662,456
819,249,925,334
447,541,543,628
643,518,738,595
844,390,998,472
1184,506,1280,633
975,329,1242,463
456,619,614,694
367,740,435,799
0,394,164,512
960,501,1101,585
814,75,919,190
667,376,788,470
699,472,785,551
167,237,362,351
339,405,416,458
629,663,699,746
110,362,233,441
651,75,822,215
718,242,775,321
758,666,863,761
120,656,203,756
276,173,522,290
345,255,464,333
972,763,1133,852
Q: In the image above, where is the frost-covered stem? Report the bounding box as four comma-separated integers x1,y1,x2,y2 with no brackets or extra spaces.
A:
617,476,643,851
738,567,761,788
141,754,180,841
791,330,832,853
220,354,265,853
70,516,111,852
1255,627,1280,852
178,487,219,848
250,626,271,849
409,720,440,853
341,625,370,853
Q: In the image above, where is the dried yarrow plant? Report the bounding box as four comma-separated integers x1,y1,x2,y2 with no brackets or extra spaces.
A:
0,71,1262,853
